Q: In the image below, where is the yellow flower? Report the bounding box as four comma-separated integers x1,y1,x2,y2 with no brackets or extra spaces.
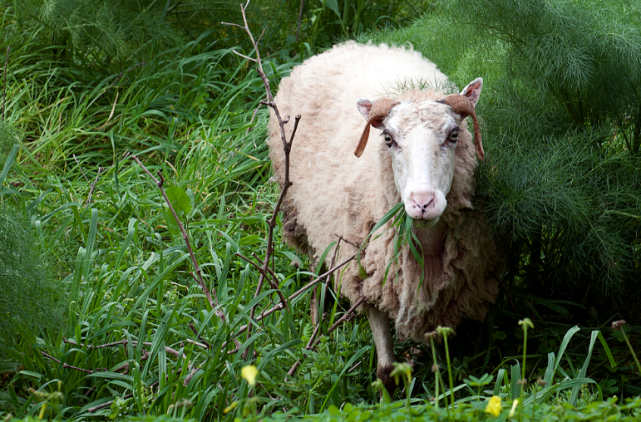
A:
241,365,258,387
485,395,502,417
509,399,519,417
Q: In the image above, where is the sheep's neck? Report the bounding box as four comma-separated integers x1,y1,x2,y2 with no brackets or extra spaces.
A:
413,223,446,256
413,223,446,287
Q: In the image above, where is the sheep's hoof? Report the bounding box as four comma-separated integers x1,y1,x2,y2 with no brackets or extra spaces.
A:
377,365,396,397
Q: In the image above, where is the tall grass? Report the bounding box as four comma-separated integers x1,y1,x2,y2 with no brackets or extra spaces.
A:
0,14,379,418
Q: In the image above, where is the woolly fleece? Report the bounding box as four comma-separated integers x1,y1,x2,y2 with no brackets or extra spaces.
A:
268,42,500,342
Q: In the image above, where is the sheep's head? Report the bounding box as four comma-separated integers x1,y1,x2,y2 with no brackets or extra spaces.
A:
354,78,483,223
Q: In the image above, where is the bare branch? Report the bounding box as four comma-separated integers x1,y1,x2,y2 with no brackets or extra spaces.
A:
220,22,246,30
188,323,211,349
221,254,355,349
85,167,104,207
235,252,289,309
290,255,355,300
131,156,226,322
287,316,322,376
287,295,366,378
3,47,9,121
336,233,360,249
42,352,94,374
296,0,304,41
245,100,264,135
323,296,367,337
231,50,258,63
73,154,89,182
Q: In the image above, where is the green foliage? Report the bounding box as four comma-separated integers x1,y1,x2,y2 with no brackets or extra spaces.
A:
255,396,641,421
0,205,65,356
357,0,641,297
10,0,242,64
0,6,377,419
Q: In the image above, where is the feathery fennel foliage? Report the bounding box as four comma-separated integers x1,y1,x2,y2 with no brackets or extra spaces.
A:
358,0,641,296
0,205,65,356
11,0,242,64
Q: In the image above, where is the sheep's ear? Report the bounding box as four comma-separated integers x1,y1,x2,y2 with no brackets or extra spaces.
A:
356,99,373,120
460,78,483,107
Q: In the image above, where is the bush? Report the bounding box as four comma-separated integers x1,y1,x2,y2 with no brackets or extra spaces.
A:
357,0,641,301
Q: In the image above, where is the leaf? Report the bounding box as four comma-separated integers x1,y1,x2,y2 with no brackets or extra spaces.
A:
162,206,180,239
0,144,19,186
165,185,192,216
323,0,341,17
569,330,600,406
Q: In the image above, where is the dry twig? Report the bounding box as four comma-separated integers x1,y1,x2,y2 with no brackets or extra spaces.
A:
296,0,304,41
2,47,8,121
85,167,104,207
131,156,226,321
223,1,302,338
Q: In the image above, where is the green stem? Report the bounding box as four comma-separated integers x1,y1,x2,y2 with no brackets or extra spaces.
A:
520,326,527,422
620,329,641,376
430,336,439,410
532,390,536,422
443,333,455,409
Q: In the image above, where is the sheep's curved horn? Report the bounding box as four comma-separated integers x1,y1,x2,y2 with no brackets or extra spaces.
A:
441,94,484,160
354,98,399,158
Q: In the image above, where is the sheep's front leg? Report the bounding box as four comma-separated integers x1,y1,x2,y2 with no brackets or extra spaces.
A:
367,306,396,396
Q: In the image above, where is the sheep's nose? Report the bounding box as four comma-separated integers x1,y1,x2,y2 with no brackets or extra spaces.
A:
410,191,435,213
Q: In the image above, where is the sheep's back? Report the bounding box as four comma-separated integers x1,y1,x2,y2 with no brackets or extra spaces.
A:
268,42,450,260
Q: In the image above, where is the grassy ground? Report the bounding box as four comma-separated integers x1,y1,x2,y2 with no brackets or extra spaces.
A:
1,1,641,421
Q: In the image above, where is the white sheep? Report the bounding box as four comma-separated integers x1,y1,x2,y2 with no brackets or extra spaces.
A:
268,41,500,393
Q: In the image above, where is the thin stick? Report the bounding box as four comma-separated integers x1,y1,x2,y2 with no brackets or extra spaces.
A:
42,352,94,374
186,338,209,349
63,338,187,360
223,1,303,338
245,101,264,135
3,46,9,121
336,233,360,249
220,254,355,350
231,50,258,63
73,155,89,182
322,296,367,338
131,156,225,322
236,252,289,309
248,115,300,333
188,323,211,349
287,295,366,378
296,0,304,41
287,320,322,376
289,255,354,300
85,167,104,207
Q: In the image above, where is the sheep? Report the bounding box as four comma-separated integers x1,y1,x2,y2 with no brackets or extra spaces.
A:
267,41,500,393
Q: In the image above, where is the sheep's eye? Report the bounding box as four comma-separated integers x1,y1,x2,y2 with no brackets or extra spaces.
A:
383,132,395,147
449,130,459,142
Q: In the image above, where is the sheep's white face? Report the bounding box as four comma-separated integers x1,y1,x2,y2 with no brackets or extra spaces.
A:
356,79,482,224
383,102,459,222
